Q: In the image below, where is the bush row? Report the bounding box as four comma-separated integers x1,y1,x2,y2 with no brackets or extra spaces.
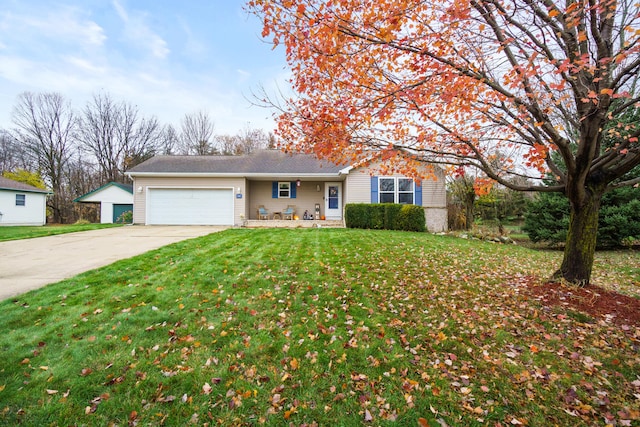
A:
344,203,426,232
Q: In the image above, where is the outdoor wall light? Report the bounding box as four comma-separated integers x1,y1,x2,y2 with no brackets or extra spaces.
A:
316,184,321,192
296,179,301,187
137,186,143,193
237,187,241,193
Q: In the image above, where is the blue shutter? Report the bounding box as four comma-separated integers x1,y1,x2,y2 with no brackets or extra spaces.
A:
290,182,297,198
370,176,378,203
272,181,278,198
414,180,422,206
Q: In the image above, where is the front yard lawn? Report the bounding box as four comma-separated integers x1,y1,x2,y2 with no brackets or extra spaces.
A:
0,223,121,242
0,229,638,426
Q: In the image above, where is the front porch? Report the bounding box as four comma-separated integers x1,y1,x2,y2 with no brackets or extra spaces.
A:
246,179,344,222
245,219,345,228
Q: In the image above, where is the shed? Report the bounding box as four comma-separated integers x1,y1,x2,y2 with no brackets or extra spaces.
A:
0,176,50,226
74,182,134,223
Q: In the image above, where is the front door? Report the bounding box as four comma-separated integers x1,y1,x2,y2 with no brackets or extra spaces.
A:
325,182,342,220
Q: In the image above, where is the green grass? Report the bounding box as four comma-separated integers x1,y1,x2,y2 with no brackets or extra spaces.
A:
0,229,638,426
0,223,122,242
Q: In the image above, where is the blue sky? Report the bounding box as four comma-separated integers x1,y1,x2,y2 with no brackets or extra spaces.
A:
0,0,288,134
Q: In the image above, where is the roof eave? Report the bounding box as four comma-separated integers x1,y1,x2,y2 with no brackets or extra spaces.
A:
73,182,133,202
0,187,52,194
127,172,344,179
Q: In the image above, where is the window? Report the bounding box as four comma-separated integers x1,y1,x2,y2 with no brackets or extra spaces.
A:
278,182,291,198
15,194,26,206
379,178,396,203
398,178,414,204
378,177,414,204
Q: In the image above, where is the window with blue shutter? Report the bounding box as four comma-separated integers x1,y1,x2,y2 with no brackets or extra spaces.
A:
373,177,418,204
273,182,293,198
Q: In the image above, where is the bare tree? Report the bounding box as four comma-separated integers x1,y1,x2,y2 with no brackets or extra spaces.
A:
0,129,30,173
215,134,240,155
158,124,181,155
236,126,271,155
66,148,101,223
215,126,274,155
12,92,77,223
180,110,216,155
78,93,161,182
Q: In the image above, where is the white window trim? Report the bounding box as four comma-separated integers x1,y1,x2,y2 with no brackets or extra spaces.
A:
378,177,414,204
16,194,26,206
278,181,291,199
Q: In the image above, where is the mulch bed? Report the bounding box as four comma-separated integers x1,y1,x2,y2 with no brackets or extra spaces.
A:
527,282,640,329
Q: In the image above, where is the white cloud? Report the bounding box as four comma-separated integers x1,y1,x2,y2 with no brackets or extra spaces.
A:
237,69,251,81
179,19,207,58
111,0,170,60
64,56,106,75
1,7,106,49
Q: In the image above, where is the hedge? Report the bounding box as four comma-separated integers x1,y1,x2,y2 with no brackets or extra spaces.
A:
345,203,426,232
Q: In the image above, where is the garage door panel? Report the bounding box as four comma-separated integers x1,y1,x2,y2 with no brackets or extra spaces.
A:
147,188,233,225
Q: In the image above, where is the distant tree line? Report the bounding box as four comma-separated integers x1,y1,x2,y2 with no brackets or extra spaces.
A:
0,91,276,224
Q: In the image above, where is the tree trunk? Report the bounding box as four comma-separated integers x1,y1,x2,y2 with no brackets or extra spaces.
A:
552,190,602,286
464,203,474,230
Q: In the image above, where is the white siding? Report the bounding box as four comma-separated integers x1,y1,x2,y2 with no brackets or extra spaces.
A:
80,186,133,223
0,190,47,226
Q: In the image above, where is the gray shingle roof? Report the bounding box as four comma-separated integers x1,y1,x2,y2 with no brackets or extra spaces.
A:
0,176,51,193
127,149,346,175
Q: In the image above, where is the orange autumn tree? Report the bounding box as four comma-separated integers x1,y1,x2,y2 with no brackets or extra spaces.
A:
248,0,640,286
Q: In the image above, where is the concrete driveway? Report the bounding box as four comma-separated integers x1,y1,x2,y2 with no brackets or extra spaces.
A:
0,226,226,301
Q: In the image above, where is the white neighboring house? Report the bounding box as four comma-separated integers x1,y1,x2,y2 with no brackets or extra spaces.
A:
74,182,134,224
0,176,51,226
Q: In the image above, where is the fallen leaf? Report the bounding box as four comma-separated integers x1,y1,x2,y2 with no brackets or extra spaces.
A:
290,358,299,370
202,383,212,395
364,408,373,422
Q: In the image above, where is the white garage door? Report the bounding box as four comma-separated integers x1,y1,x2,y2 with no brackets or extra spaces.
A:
147,188,234,225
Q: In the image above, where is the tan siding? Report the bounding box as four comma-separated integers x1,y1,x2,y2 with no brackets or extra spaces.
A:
420,167,447,208
347,162,446,208
132,176,246,225
346,162,447,232
248,180,326,220
344,170,371,204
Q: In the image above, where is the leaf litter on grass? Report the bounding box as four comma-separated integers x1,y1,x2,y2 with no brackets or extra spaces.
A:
0,228,638,426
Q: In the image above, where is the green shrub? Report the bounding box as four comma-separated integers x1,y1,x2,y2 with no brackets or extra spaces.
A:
396,204,426,232
598,199,640,248
523,192,569,245
345,203,426,232
344,204,368,229
383,204,403,230
523,188,640,248
115,210,133,224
